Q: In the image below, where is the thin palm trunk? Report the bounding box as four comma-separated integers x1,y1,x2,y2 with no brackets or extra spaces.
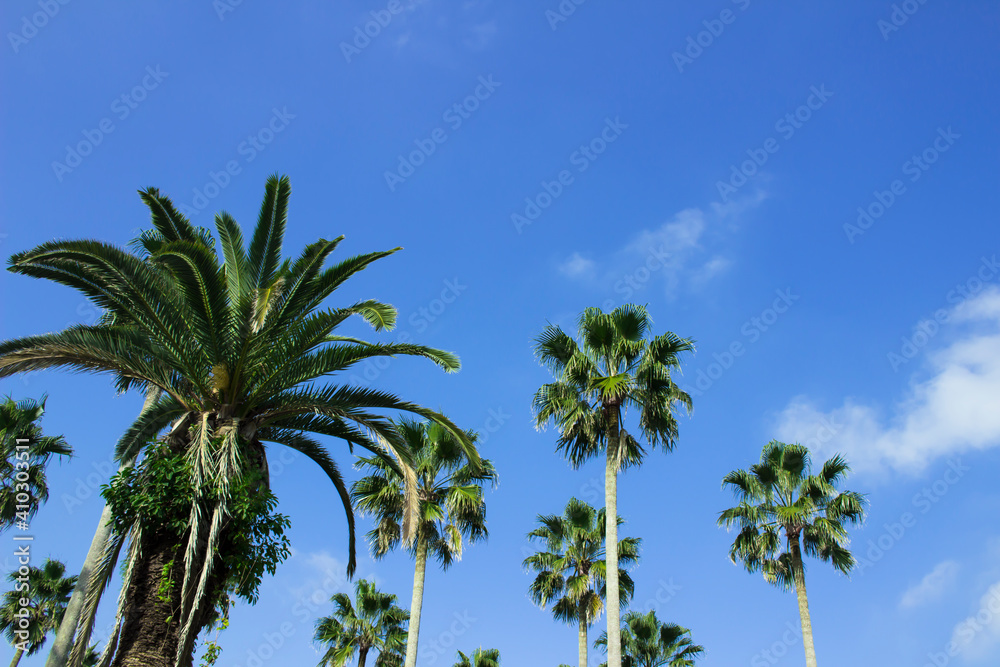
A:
45,492,117,667
358,646,369,667
791,538,817,667
48,392,156,667
10,648,24,667
403,532,428,667
604,435,621,667
577,606,588,667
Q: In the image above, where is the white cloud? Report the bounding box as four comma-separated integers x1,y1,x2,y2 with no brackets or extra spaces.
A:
558,252,596,278
558,190,766,299
900,560,960,609
948,582,1000,661
774,287,1000,474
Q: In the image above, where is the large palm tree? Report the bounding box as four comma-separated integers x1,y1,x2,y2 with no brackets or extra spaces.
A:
718,441,867,667
0,175,478,667
595,610,703,667
314,578,408,667
532,305,694,667
0,559,77,667
523,497,639,667
0,396,72,532
351,419,497,667
453,648,500,667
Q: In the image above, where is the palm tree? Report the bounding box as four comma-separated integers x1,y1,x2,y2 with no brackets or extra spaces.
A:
595,610,703,667
718,441,867,667
453,647,500,667
314,578,408,667
0,175,479,667
0,559,77,667
0,396,72,532
523,497,639,667
352,419,497,667
532,305,694,667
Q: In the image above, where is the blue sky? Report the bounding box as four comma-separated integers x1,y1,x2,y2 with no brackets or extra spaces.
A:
2,0,1000,665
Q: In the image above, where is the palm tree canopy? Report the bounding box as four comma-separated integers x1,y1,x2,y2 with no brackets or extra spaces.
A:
718,440,868,588
352,418,497,567
0,395,72,532
453,647,501,667
595,610,703,667
1,176,481,663
532,305,694,471
523,497,639,626
314,578,409,667
0,558,77,656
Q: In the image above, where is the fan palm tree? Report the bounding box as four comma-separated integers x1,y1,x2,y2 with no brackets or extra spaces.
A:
352,419,497,667
523,497,639,667
718,441,867,667
313,578,408,667
453,647,500,667
0,396,72,532
532,305,694,667
0,175,478,667
595,610,703,667
0,559,77,667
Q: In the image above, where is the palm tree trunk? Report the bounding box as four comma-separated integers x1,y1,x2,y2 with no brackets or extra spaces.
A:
403,532,429,667
358,646,369,667
577,606,588,667
10,648,24,667
47,391,157,667
604,439,621,667
46,496,118,667
791,538,818,667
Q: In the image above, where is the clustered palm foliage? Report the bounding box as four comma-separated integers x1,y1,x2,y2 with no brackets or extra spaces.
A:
524,498,639,667
596,611,703,667
0,175,875,667
533,304,694,667
0,396,71,533
314,579,408,667
0,558,76,666
352,418,496,667
0,175,478,666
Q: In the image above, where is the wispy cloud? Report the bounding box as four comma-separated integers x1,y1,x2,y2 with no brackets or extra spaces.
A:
948,582,1000,661
557,189,766,300
774,287,1000,474
900,560,960,609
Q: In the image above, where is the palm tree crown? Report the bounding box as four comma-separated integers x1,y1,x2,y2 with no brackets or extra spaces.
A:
718,441,867,587
352,418,496,564
523,497,639,663
0,558,77,664
314,578,408,667
0,396,72,532
596,610,703,667
453,647,500,667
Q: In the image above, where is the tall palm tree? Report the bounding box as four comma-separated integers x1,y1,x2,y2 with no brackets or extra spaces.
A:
595,610,703,667
453,647,500,667
523,497,639,667
718,441,867,667
0,396,72,532
313,578,408,667
533,305,694,667
0,559,77,667
352,419,497,667
0,175,478,667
